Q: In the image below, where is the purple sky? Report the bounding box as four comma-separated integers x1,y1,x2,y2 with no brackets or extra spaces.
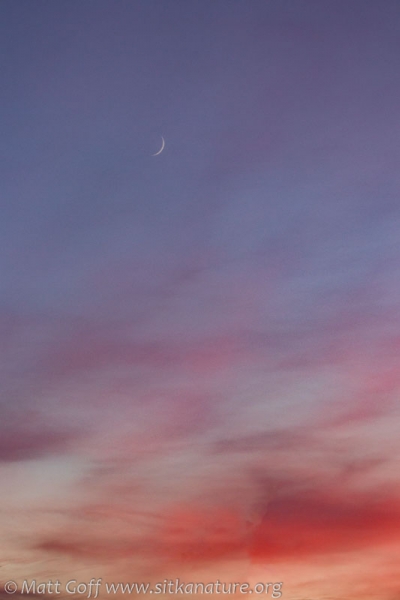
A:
2,2,400,598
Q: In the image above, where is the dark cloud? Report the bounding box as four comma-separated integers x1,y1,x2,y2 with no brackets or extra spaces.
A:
212,429,310,455
0,428,77,463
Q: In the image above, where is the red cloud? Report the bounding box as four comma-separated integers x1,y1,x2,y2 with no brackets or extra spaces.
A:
250,487,400,562
35,483,400,573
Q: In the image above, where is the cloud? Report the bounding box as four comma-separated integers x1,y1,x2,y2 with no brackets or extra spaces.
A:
250,486,400,562
0,427,77,463
35,485,400,575
33,451,400,575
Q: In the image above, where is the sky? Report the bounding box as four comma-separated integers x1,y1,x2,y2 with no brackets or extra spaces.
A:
1,1,400,598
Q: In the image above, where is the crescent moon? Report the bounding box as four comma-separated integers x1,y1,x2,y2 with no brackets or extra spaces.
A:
152,136,165,156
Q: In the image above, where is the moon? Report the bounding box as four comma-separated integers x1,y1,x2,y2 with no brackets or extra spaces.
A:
152,136,165,156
